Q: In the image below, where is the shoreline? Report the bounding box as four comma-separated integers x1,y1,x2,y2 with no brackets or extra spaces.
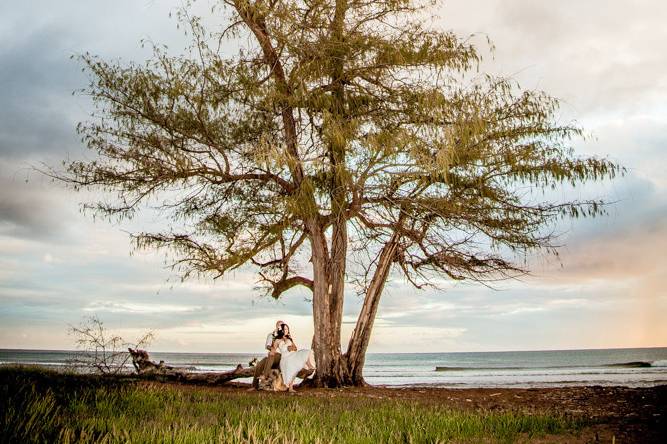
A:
2,362,666,390
3,345,667,354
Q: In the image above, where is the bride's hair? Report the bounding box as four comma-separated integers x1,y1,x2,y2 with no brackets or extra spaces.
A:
276,323,291,339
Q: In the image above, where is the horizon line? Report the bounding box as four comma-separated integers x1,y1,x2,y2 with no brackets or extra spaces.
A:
2,345,666,355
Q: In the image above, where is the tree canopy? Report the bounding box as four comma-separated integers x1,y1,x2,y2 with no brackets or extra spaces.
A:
58,0,622,386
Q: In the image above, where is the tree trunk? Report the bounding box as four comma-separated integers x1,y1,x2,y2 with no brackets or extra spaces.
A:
308,220,350,387
305,0,354,388
308,227,398,387
345,234,399,385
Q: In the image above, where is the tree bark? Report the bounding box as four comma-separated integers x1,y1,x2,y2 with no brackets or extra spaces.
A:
345,234,400,384
308,220,348,387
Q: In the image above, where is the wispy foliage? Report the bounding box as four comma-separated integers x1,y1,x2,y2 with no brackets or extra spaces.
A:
57,0,621,295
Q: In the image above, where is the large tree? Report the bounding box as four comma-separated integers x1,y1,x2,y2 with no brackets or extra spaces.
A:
58,0,621,386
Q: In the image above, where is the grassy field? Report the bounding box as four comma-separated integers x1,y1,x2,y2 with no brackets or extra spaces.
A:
0,366,586,443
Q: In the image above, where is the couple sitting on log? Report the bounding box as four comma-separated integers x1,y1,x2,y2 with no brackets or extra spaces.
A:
252,320,316,391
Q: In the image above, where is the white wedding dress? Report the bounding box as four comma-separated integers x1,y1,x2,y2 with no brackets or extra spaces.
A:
277,339,316,385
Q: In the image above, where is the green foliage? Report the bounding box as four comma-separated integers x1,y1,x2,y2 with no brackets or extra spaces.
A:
1,367,585,443
56,0,623,294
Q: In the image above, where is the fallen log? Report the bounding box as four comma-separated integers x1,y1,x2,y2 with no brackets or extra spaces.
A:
128,348,315,389
127,348,255,385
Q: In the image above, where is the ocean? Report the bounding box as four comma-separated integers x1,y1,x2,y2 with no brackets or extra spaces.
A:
2,347,666,388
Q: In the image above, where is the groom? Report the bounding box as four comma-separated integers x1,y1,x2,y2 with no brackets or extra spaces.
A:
252,320,284,389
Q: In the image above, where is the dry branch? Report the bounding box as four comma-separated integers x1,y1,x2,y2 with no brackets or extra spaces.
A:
128,348,255,385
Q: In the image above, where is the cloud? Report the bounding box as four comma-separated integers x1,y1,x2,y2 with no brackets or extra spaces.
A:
0,168,74,240
440,0,667,117
0,25,84,161
532,174,667,285
579,116,667,186
0,0,202,163
0,0,665,353
370,325,467,350
83,301,204,314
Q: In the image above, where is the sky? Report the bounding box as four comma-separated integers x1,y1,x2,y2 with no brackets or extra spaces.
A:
0,0,665,354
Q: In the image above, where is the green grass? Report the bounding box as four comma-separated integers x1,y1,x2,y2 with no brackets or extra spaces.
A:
0,366,585,443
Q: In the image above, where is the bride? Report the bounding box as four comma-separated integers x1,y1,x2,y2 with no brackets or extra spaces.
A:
270,323,316,392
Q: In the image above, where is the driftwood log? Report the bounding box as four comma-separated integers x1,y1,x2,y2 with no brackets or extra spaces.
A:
128,348,255,385
128,348,314,389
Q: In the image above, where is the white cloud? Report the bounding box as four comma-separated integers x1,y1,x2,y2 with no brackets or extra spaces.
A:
83,301,203,314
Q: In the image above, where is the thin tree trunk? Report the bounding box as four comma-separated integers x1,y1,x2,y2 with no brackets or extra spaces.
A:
345,234,399,384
